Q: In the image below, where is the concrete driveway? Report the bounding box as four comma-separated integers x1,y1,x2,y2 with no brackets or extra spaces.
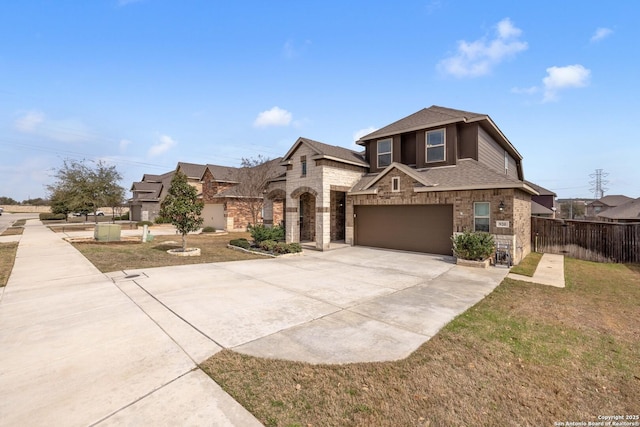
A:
1,221,507,425
110,246,508,364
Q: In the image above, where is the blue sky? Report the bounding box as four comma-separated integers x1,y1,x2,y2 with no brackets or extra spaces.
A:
1,0,638,201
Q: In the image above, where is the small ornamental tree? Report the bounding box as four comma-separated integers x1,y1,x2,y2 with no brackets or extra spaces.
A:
159,171,204,251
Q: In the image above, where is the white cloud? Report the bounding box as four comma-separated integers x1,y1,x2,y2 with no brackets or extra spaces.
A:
353,127,378,143
542,64,591,102
14,110,45,132
511,86,539,95
148,134,177,156
14,110,92,143
119,139,132,152
591,27,613,42
253,106,292,127
438,18,528,78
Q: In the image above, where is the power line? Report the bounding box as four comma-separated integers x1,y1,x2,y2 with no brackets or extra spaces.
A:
589,169,609,199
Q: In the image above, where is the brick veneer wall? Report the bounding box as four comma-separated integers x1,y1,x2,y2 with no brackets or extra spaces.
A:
347,169,532,264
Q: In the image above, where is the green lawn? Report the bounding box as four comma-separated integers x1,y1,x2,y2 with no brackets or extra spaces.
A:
201,258,640,426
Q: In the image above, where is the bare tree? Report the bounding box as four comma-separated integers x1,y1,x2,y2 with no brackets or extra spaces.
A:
47,159,125,222
232,155,282,226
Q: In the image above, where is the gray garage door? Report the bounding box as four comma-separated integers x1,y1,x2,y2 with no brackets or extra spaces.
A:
354,205,453,255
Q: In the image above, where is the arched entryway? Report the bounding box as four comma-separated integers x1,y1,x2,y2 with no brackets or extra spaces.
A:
290,186,318,245
299,192,316,242
265,188,286,228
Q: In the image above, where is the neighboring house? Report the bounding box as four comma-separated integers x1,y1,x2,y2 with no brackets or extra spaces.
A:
201,160,286,231
526,181,557,218
129,171,174,222
130,160,286,231
586,195,634,219
596,197,640,223
263,106,537,264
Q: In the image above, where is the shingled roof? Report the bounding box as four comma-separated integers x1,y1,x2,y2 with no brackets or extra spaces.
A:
206,164,239,183
525,181,556,196
597,197,640,221
176,162,208,179
589,194,634,208
351,159,537,195
356,105,522,163
358,106,486,142
282,137,368,167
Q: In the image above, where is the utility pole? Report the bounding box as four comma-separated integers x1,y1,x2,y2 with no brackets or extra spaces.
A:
589,169,609,199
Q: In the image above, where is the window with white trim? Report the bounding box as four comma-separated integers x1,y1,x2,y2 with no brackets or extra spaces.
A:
426,129,445,163
377,139,392,168
504,151,509,174
392,177,400,192
474,202,490,232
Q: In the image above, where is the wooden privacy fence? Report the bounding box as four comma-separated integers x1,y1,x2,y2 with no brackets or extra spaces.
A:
531,217,640,263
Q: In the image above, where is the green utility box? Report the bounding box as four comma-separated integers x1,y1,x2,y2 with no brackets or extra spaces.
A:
94,224,122,242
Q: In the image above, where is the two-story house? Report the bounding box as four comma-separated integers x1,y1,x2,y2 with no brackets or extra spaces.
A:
263,106,537,264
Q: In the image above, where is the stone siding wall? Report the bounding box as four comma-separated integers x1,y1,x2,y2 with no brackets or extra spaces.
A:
347,167,532,264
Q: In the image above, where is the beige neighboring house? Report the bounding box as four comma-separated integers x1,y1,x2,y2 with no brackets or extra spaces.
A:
263,106,538,264
596,197,640,223
585,195,634,219
129,171,174,222
130,161,285,231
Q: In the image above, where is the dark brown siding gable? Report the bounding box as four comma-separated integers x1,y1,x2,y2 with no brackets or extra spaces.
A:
401,132,417,166
392,135,402,164
458,122,479,160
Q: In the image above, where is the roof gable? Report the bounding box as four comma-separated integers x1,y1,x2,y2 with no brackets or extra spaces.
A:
205,164,239,182
176,162,208,179
525,181,556,196
360,162,434,191
282,137,367,167
358,106,486,142
350,159,537,195
590,194,633,207
597,197,640,220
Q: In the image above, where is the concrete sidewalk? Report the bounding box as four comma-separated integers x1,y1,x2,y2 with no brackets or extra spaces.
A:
507,253,565,287
0,220,261,426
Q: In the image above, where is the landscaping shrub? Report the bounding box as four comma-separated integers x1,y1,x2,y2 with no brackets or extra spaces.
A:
202,226,216,233
114,212,130,220
39,213,66,221
452,231,495,261
272,242,302,254
247,223,284,244
260,240,277,252
287,242,302,253
154,216,169,224
229,238,250,249
137,221,153,227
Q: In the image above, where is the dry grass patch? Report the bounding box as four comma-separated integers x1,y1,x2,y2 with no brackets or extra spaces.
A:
0,242,19,286
72,232,265,272
509,251,543,276
1,219,27,237
201,258,640,426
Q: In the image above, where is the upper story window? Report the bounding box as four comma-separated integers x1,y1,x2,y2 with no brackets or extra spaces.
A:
474,202,490,232
504,151,509,174
377,139,392,168
301,156,307,176
426,129,445,163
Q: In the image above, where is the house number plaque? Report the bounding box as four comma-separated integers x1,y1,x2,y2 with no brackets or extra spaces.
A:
496,220,510,228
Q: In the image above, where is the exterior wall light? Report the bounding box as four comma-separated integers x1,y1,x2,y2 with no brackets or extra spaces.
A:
499,201,505,212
